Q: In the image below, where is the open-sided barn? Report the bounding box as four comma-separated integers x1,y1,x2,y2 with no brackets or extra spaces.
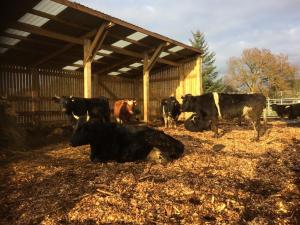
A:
0,0,203,125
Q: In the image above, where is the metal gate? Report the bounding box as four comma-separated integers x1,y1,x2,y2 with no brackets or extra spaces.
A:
265,98,300,118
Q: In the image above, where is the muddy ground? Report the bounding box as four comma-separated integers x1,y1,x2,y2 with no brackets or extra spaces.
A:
0,121,299,224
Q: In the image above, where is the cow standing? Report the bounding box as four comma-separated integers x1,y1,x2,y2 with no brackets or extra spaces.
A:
113,99,138,124
271,104,290,118
161,97,181,128
181,93,266,141
52,96,110,126
288,103,300,120
70,119,184,163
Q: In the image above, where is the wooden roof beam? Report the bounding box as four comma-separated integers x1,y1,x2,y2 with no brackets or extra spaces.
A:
146,43,167,71
12,22,84,45
102,45,180,67
29,9,90,31
85,22,113,64
32,29,97,67
2,32,61,48
95,58,136,75
108,33,182,57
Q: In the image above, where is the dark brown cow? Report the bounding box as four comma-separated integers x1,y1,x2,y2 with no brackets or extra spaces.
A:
113,99,137,124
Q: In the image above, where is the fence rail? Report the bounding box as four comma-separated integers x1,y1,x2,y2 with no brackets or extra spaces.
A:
265,98,300,118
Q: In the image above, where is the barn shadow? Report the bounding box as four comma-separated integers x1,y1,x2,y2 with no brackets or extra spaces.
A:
236,138,300,224
0,141,155,224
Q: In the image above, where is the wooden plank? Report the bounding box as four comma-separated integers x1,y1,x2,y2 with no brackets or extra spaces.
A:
83,39,92,98
143,53,149,122
195,55,203,95
98,80,118,99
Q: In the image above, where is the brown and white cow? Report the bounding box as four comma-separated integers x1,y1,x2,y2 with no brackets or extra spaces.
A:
113,99,137,124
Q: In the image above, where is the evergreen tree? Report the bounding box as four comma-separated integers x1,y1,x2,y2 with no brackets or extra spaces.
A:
189,31,224,93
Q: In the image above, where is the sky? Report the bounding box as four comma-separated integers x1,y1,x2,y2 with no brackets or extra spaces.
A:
75,0,300,76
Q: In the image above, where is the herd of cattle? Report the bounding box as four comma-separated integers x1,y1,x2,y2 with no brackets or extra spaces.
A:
52,93,300,163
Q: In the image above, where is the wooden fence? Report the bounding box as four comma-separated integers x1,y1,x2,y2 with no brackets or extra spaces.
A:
0,58,201,126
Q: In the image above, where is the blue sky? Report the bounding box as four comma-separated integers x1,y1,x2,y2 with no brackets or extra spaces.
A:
75,0,300,76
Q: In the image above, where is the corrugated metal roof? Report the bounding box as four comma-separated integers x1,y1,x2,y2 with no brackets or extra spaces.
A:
127,32,147,41
33,0,67,16
130,62,142,67
94,55,103,60
159,52,170,58
5,28,30,37
119,67,131,72
18,13,49,27
112,40,131,48
73,60,83,65
63,65,78,70
108,71,121,76
98,49,112,55
0,36,21,45
169,46,184,53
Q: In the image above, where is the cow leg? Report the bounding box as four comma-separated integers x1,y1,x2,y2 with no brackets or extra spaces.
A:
251,119,261,141
164,116,168,128
211,118,219,138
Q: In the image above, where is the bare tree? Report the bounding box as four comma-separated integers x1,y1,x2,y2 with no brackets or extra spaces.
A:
225,48,298,96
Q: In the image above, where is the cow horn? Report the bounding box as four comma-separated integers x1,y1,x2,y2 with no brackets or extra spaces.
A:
86,112,90,121
54,94,60,99
72,112,80,120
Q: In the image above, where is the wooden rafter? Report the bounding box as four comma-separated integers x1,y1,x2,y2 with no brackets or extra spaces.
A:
146,43,166,71
3,32,60,48
102,45,179,67
95,58,136,75
84,22,108,64
13,22,84,45
29,9,90,31
32,29,97,66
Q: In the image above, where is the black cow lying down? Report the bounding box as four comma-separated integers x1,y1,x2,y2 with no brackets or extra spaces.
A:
184,113,211,132
53,96,110,126
271,104,290,118
182,93,266,141
161,97,181,128
70,119,184,163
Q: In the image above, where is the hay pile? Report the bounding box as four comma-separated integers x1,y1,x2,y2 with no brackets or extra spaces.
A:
0,121,299,224
0,99,25,152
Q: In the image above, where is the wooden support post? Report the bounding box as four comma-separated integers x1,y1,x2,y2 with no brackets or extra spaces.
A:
84,39,92,98
143,53,150,122
195,55,203,95
179,66,186,120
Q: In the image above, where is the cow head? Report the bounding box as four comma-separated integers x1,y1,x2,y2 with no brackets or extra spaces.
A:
52,95,76,115
181,94,195,112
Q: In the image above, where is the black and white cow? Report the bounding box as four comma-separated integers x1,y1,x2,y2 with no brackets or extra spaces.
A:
70,118,184,163
181,93,266,141
271,104,290,118
161,97,181,128
52,96,110,126
288,103,300,120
